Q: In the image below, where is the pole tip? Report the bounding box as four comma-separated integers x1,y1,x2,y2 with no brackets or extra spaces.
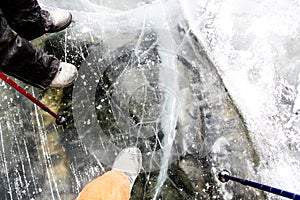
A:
56,116,67,127
218,170,230,183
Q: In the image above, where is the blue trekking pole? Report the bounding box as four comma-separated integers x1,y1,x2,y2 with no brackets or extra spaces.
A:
218,170,300,200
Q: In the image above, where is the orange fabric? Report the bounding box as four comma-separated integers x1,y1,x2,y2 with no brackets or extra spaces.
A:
77,170,131,200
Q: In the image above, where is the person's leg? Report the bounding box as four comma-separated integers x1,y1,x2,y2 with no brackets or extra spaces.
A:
77,170,131,200
0,8,58,89
76,147,142,200
0,0,48,40
0,9,77,89
0,0,72,41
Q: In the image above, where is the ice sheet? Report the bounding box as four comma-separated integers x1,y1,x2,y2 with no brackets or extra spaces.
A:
0,0,299,199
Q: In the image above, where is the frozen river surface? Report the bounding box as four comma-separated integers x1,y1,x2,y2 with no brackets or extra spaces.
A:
0,0,299,199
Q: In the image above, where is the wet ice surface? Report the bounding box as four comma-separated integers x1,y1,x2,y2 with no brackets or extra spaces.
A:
0,0,299,199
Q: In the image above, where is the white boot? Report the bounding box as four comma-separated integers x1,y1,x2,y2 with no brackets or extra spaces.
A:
112,147,142,190
49,62,78,88
45,9,72,33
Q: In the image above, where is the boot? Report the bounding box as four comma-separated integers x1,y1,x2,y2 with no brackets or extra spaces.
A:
112,147,142,190
49,62,78,88
44,9,72,33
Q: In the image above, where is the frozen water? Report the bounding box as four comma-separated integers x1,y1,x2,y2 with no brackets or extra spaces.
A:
0,0,299,199
182,0,300,198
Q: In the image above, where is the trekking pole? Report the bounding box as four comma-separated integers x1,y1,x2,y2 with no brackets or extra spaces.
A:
218,170,300,200
0,71,67,126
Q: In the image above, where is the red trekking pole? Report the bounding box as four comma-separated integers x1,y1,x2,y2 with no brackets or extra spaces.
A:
0,71,67,126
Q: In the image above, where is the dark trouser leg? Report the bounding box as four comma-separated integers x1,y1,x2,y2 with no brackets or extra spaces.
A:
0,0,49,40
0,9,59,89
